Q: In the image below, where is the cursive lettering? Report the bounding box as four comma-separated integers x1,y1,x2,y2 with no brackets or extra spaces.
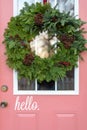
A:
15,96,39,111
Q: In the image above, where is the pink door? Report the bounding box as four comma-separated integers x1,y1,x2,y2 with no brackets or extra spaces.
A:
0,0,87,130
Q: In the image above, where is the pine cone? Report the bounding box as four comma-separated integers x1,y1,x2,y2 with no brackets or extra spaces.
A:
51,16,58,22
60,34,75,49
23,53,34,66
59,61,71,67
34,13,43,26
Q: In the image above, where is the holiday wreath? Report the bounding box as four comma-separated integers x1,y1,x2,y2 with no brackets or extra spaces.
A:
3,2,87,82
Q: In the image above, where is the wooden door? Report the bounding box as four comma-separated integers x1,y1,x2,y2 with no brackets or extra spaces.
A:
0,0,87,130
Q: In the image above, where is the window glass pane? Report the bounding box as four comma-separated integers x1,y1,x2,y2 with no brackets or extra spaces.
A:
50,0,74,15
17,0,42,13
35,0,42,2
57,69,74,90
37,80,55,90
17,0,34,14
18,78,35,90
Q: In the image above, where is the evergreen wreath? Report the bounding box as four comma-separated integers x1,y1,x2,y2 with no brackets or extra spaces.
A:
3,2,87,82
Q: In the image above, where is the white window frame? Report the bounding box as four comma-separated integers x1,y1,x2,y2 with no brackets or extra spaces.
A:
13,0,79,95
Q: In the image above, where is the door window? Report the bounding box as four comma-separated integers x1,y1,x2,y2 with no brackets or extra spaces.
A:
13,0,79,95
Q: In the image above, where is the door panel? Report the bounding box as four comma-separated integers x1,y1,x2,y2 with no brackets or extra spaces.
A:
14,114,37,130
0,0,87,130
56,113,77,130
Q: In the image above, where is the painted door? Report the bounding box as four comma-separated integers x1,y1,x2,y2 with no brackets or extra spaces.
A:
0,0,87,130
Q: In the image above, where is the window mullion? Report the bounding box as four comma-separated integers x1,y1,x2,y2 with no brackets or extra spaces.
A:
35,79,38,91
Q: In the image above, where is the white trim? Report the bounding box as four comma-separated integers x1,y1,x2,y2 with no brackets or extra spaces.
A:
74,63,79,95
14,90,79,95
13,67,79,95
13,70,18,94
13,0,19,16
74,0,79,17
13,0,79,95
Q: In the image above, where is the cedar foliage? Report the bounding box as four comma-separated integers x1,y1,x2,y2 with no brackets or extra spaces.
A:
3,2,87,82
